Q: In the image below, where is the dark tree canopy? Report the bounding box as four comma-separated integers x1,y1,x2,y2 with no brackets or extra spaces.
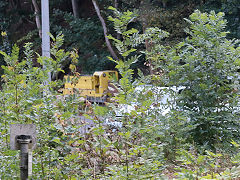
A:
0,0,239,74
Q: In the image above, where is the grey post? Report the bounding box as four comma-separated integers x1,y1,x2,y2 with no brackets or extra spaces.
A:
10,124,37,180
17,135,32,180
41,0,51,83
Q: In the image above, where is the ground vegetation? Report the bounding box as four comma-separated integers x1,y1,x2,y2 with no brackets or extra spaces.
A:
0,0,240,74
0,7,240,179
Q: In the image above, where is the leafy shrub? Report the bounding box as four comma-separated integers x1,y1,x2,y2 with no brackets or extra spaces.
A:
161,10,240,150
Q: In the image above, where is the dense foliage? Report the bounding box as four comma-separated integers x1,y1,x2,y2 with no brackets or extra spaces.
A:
0,0,240,74
0,7,240,179
162,10,240,149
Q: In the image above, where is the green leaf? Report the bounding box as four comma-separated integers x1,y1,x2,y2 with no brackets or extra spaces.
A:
52,137,61,144
122,48,136,57
108,6,117,11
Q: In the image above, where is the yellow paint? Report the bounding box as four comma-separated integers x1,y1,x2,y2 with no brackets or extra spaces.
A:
63,71,118,99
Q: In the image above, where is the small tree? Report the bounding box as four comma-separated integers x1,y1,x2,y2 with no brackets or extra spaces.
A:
163,10,240,149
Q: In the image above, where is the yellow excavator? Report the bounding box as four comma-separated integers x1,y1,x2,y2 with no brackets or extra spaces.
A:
63,70,118,103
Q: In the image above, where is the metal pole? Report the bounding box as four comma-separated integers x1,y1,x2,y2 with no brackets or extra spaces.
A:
41,0,51,83
17,135,31,180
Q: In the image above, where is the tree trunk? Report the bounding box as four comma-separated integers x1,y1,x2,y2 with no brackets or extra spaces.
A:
71,0,79,18
32,0,42,38
114,0,118,8
140,0,153,75
92,0,118,60
143,32,153,75
9,0,16,9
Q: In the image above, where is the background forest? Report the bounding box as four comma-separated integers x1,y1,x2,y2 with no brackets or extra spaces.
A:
1,0,240,74
0,0,240,179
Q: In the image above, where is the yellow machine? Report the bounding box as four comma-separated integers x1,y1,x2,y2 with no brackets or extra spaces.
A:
63,71,118,102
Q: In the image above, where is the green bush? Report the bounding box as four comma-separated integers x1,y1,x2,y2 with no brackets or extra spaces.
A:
162,10,240,150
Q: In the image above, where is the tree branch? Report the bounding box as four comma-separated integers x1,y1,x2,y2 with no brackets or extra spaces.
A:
92,0,118,60
71,0,79,18
32,0,42,38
